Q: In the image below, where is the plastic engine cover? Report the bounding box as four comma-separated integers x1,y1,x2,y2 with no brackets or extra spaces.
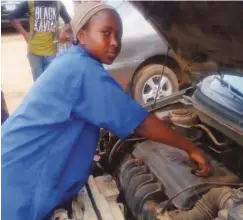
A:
132,141,239,209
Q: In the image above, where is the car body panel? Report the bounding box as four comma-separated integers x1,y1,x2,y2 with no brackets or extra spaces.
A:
105,1,182,89
194,74,243,127
131,1,243,74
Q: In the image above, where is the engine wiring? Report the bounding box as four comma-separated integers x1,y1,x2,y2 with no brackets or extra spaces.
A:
108,137,145,164
161,182,243,214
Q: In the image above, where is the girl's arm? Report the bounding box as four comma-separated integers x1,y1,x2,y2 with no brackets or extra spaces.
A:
136,113,212,176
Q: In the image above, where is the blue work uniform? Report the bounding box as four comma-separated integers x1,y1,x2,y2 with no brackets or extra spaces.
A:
1,45,148,220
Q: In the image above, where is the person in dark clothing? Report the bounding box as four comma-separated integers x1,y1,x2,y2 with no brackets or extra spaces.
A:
2,2,212,220
10,0,71,81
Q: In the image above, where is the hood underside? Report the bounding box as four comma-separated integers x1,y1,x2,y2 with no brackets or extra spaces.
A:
131,1,243,74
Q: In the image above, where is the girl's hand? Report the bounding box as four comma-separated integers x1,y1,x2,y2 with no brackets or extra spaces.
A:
188,149,212,177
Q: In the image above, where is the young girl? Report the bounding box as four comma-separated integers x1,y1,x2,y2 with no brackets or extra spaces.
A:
2,2,211,220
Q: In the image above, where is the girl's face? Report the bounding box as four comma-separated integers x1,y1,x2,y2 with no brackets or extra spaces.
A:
77,9,123,65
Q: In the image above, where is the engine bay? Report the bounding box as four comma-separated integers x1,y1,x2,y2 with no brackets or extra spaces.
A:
53,76,243,220
96,76,242,220
85,81,242,220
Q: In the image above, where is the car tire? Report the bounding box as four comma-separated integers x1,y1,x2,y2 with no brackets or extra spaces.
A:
132,64,179,104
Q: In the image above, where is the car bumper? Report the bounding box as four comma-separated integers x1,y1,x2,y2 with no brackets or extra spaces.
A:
1,16,28,25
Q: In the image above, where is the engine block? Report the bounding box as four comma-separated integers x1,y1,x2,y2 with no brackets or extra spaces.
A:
130,141,239,209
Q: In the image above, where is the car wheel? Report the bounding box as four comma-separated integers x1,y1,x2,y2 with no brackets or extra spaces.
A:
133,64,179,104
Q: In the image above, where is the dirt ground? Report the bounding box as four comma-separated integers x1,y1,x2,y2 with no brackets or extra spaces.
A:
1,28,33,114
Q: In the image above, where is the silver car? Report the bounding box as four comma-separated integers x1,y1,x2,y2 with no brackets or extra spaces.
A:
61,0,192,104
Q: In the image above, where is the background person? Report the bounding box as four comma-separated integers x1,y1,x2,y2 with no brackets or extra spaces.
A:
10,0,71,81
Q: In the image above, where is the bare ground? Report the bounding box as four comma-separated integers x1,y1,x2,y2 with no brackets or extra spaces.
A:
1,28,33,114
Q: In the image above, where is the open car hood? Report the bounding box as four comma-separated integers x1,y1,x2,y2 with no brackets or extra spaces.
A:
131,1,243,75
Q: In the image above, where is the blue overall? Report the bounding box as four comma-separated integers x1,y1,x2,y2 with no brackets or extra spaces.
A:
1,45,148,220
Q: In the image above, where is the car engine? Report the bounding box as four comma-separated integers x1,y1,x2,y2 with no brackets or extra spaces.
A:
91,75,243,220
55,76,243,220
119,140,238,212
117,140,242,220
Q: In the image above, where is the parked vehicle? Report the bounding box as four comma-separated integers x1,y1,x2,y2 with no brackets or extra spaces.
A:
104,1,187,104
1,0,28,28
53,2,243,220
61,0,192,105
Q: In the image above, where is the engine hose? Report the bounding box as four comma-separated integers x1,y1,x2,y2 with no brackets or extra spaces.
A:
173,122,229,147
123,165,148,190
168,187,232,220
161,182,243,214
119,158,144,188
109,139,124,164
125,173,156,212
133,182,163,216
108,138,145,164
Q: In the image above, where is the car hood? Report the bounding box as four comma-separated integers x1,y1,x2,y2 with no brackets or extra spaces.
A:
131,1,243,75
